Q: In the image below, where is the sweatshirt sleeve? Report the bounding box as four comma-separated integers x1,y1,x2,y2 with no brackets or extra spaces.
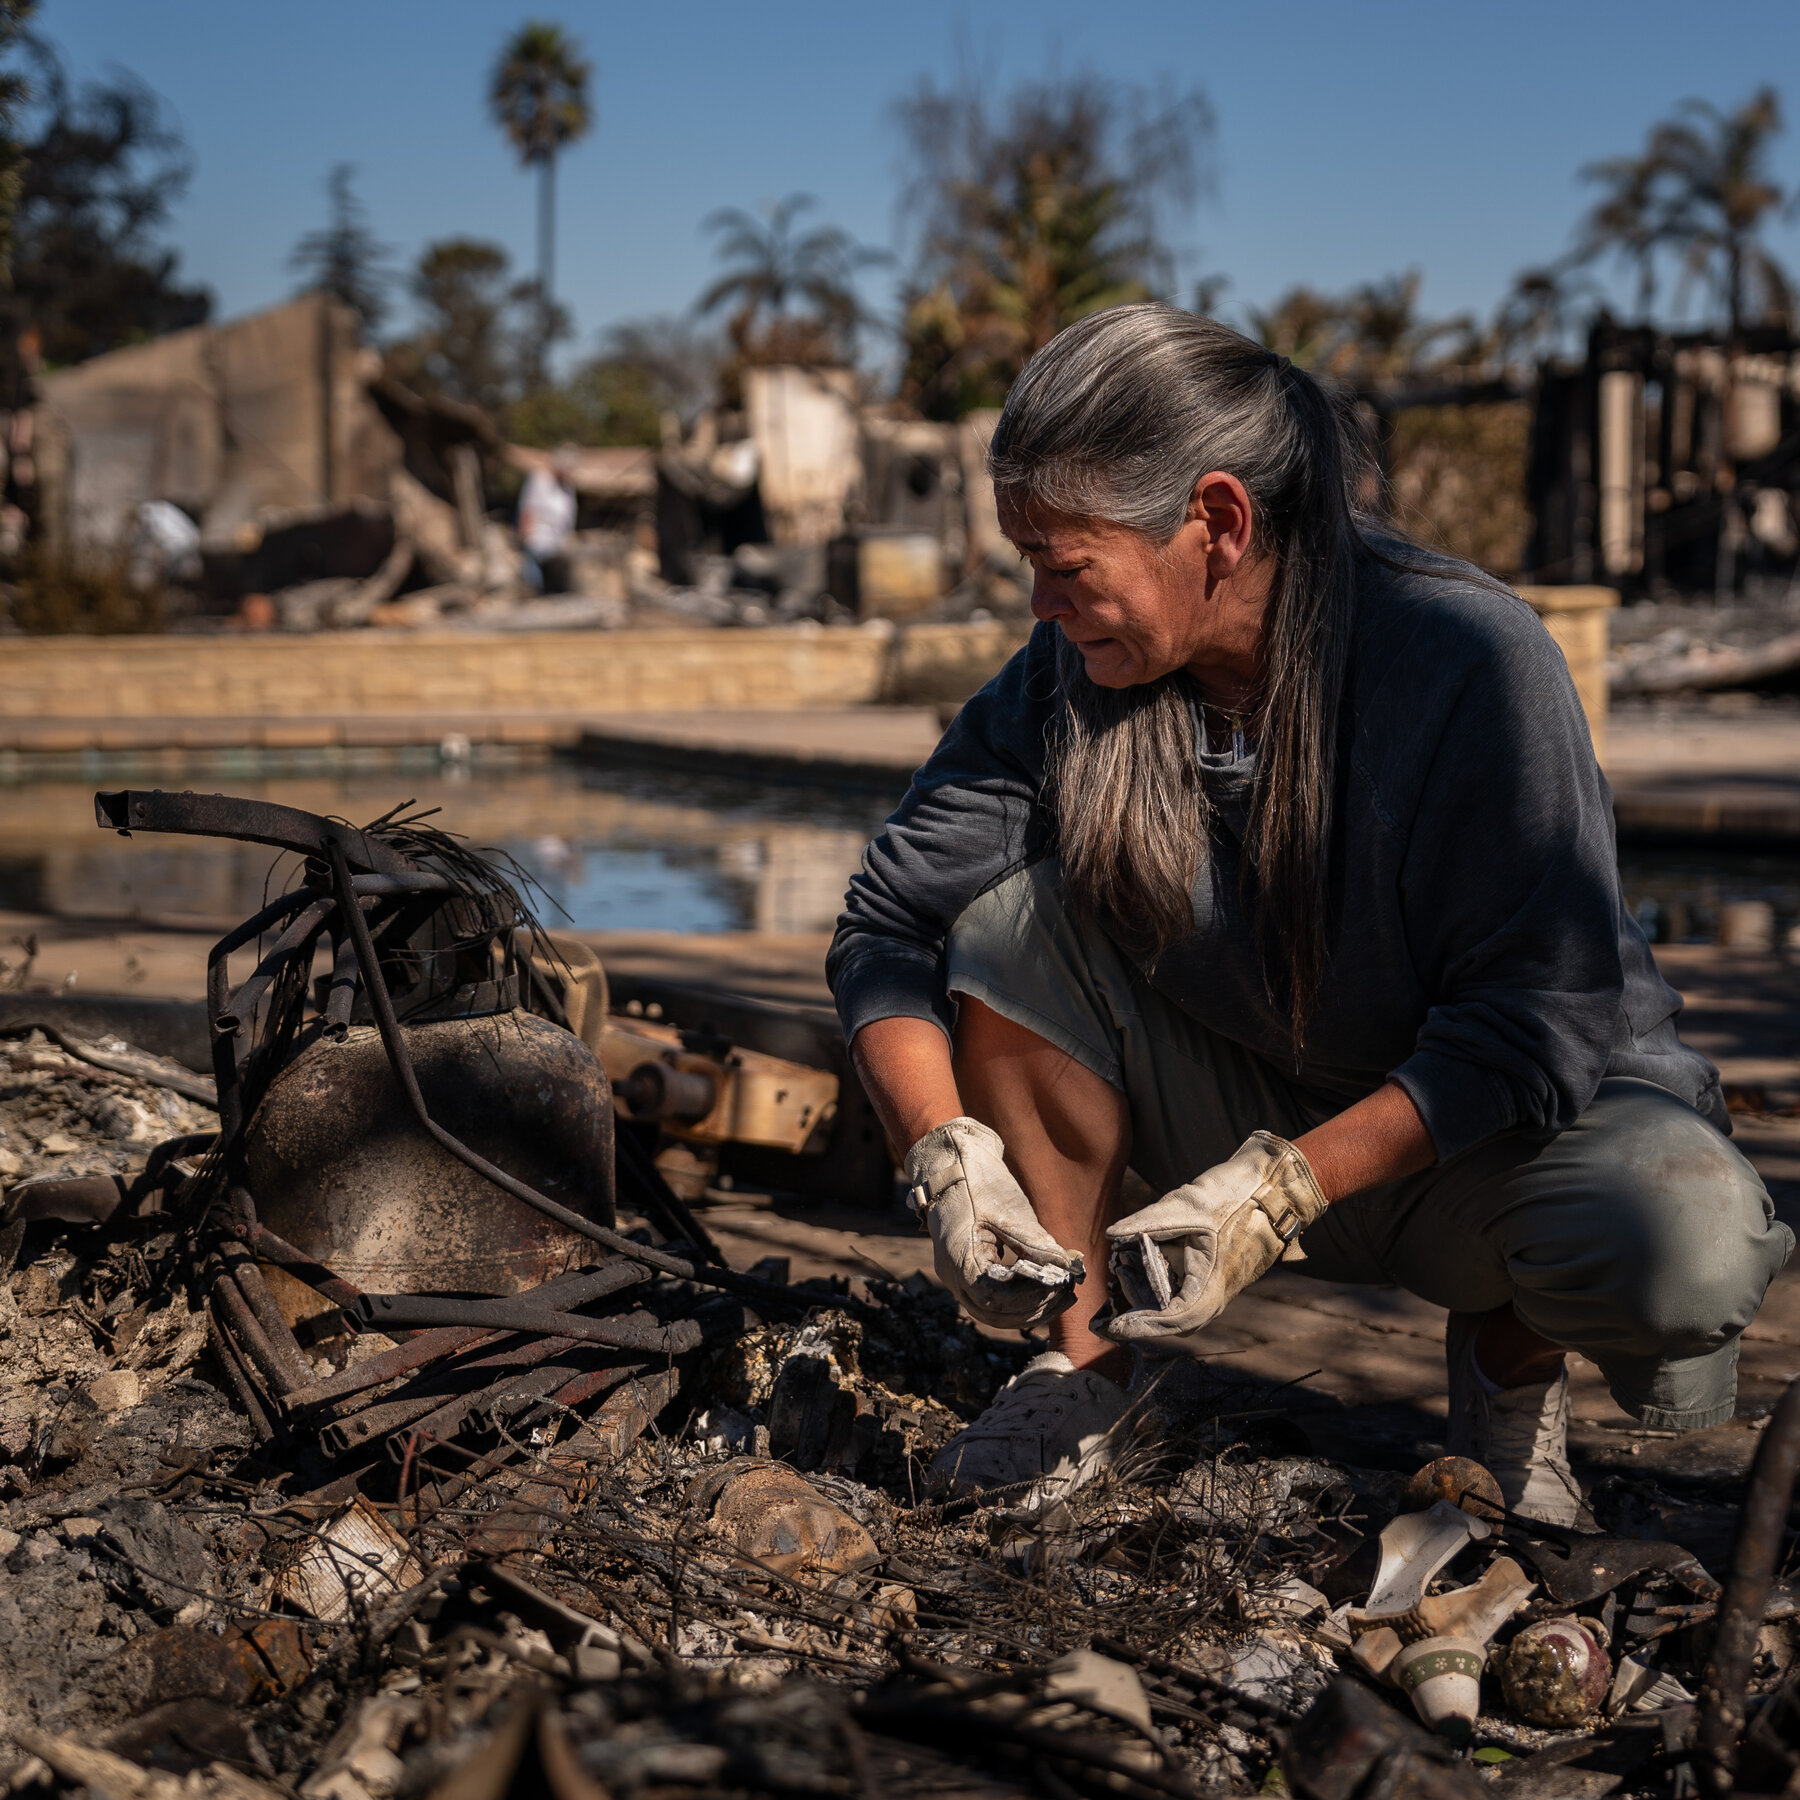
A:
826,624,1059,1046
1384,603,1625,1160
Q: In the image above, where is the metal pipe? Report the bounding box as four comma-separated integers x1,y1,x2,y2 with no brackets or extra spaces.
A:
617,1061,716,1122
321,1391,454,1459
208,1259,301,1399
219,1235,312,1390
387,1360,582,1460
284,1260,649,1413
1697,1370,1800,1791
206,1314,274,1444
214,899,335,1038
614,1126,726,1267
352,1293,701,1354
327,832,809,1312
245,1221,367,1316
321,931,359,1040
295,1330,501,1415
514,1360,642,1432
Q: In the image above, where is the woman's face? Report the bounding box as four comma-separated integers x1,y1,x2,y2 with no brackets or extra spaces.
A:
997,474,1266,692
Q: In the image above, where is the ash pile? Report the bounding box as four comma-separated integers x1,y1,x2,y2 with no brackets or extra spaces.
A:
4,795,1800,1799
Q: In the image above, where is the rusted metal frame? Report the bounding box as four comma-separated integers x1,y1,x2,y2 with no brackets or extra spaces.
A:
284,1259,650,1414
353,1292,702,1354
207,1253,303,1399
215,899,337,1040
1698,1370,1800,1791
324,836,845,1317
96,790,410,875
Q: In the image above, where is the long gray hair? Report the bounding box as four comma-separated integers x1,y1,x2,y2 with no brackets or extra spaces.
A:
988,303,1371,1049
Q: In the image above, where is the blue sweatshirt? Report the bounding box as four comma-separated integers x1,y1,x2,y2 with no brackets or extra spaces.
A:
826,555,1724,1161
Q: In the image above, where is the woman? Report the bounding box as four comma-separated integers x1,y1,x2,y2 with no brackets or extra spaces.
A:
827,303,1791,1526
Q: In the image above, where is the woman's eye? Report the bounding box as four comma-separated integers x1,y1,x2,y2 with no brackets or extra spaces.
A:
1047,565,1081,580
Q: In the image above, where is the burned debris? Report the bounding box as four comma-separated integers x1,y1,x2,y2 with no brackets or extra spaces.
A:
5,790,1800,1797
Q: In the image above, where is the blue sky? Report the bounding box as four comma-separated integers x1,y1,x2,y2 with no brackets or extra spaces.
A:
38,0,1800,363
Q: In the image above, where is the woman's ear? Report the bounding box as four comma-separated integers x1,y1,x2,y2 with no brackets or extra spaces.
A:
1189,471,1256,576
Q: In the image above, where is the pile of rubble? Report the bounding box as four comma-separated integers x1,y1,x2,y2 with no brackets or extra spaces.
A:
6,790,1800,1800
7,1024,1800,1800
1610,581,1800,698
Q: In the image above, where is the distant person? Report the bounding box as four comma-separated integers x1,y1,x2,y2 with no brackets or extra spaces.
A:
829,303,1790,1526
125,499,202,591
519,447,578,594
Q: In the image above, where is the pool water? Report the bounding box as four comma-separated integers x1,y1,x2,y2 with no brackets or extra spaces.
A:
3,754,1797,947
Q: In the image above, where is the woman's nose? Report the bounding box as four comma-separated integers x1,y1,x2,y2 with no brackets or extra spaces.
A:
1030,576,1073,622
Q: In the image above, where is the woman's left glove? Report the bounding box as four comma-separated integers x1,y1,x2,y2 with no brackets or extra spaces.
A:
1103,1132,1328,1342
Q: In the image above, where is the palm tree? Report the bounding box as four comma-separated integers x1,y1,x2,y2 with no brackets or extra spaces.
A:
488,21,592,379
892,72,1209,417
1578,88,1793,334
697,194,886,366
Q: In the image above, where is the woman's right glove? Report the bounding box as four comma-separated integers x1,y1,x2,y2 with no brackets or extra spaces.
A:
904,1117,1085,1330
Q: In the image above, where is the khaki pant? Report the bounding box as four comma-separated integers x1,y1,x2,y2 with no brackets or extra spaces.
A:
947,860,1793,1430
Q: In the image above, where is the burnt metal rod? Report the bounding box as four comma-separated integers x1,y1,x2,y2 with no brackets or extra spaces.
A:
353,1294,702,1354
205,1315,274,1444
208,888,329,1145
614,1126,725,1267
291,1325,501,1414
210,1272,300,1400
515,1360,642,1432
325,836,844,1317
244,1222,367,1316
321,1391,452,1459
329,1319,603,1427
284,1259,650,1413
321,932,359,1039
1697,1369,1800,1791
126,1134,218,1207
386,1360,582,1461
215,898,336,1038
219,1237,312,1390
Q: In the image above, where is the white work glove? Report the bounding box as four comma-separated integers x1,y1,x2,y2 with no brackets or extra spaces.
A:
1103,1132,1328,1343
904,1117,1085,1330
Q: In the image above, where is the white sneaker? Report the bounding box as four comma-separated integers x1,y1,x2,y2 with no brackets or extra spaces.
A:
928,1351,1129,1505
1444,1312,1584,1527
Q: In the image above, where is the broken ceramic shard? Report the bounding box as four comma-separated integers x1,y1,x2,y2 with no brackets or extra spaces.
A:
1041,1648,1156,1737
1392,1635,1486,1742
1394,1555,1537,1645
1358,1500,1493,1620
1606,1653,1695,1716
